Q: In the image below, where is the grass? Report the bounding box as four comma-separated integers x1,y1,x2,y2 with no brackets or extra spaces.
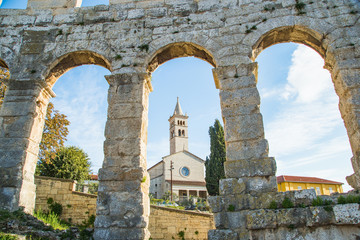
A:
33,210,69,231
227,205,235,212
0,233,18,240
338,195,360,204
281,197,294,208
269,200,278,209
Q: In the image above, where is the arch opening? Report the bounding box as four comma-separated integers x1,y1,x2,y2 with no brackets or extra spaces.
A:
147,42,217,74
256,42,353,193
146,54,222,224
45,51,112,87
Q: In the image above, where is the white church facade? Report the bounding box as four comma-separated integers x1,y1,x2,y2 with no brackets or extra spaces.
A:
148,98,208,200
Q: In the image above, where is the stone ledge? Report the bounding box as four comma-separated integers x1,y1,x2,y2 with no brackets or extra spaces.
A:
35,175,76,183
150,205,213,218
246,203,360,230
72,191,97,198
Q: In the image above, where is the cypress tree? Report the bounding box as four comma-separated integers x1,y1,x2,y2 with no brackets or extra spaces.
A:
205,119,226,196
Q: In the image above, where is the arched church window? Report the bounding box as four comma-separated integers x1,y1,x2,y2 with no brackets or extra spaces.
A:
178,129,181,136
182,130,185,136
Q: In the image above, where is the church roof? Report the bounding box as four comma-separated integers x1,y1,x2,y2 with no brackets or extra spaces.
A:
162,150,205,163
173,97,183,115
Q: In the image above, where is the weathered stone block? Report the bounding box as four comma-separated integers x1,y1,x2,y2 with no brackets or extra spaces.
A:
220,88,260,108
307,206,334,227
208,229,238,240
246,209,277,229
104,119,142,139
246,176,277,193
221,104,260,118
333,203,360,225
98,167,145,181
27,0,82,9
208,196,224,213
224,113,264,142
224,158,276,178
108,103,145,119
219,178,246,196
103,138,145,157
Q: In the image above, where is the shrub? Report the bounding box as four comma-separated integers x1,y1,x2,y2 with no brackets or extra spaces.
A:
337,195,360,204
269,200,278,209
49,202,63,216
324,205,333,212
227,205,235,212
177,230,185,240
282,197,294,208
337,195,346,204
312,196,324,206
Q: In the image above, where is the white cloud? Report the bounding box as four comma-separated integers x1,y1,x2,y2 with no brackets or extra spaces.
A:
283,45,333,103
52,66,109,173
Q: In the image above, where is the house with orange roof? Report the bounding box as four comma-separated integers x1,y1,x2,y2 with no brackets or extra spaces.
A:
277,175,343,195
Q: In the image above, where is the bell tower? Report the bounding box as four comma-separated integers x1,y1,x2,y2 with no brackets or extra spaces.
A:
169,97,189,154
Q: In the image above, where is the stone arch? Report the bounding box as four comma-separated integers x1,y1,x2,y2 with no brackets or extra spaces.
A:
147,42,217,74
251,25,328,62
250,25,360,189
44,50,113,87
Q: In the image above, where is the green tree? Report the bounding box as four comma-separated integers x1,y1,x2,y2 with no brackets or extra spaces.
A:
0,66,10,108
37,146,91,181
205,119,226,196
38,102,70,163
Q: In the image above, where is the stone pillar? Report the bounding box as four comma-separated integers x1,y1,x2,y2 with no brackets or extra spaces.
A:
332,68,360,190
208,64,277,239
94,73,152,240
0,79,54,213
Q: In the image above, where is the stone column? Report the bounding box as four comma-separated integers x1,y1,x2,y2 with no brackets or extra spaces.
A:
332,68,360,190
94,73,152,240
0,79,54,213
208,64,277,239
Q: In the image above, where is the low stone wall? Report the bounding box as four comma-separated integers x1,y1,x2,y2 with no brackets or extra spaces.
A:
35,176,215,238
209,188,360,239
35,176,97,225
149,205,215,240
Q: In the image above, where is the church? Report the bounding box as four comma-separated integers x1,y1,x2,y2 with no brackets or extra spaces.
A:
148,98,208,201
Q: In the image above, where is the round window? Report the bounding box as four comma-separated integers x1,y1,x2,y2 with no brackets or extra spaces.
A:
181,167,190,177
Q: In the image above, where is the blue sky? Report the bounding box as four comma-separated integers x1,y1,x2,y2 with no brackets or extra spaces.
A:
1,1,353,191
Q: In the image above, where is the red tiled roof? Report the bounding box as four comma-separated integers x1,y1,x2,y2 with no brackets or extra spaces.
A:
277,175,343,185
166,180,206,186
90,174,98,180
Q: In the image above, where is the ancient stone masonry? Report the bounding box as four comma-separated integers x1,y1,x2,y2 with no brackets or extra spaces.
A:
0,0,359,239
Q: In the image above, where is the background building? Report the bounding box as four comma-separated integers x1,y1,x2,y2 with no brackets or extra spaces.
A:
148,98,207,200
277,175,343,195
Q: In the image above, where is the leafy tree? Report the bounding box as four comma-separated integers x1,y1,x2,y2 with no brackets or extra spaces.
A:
0,66,10,108
38,102,70,163
37,146,91,181
205,119,226,196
